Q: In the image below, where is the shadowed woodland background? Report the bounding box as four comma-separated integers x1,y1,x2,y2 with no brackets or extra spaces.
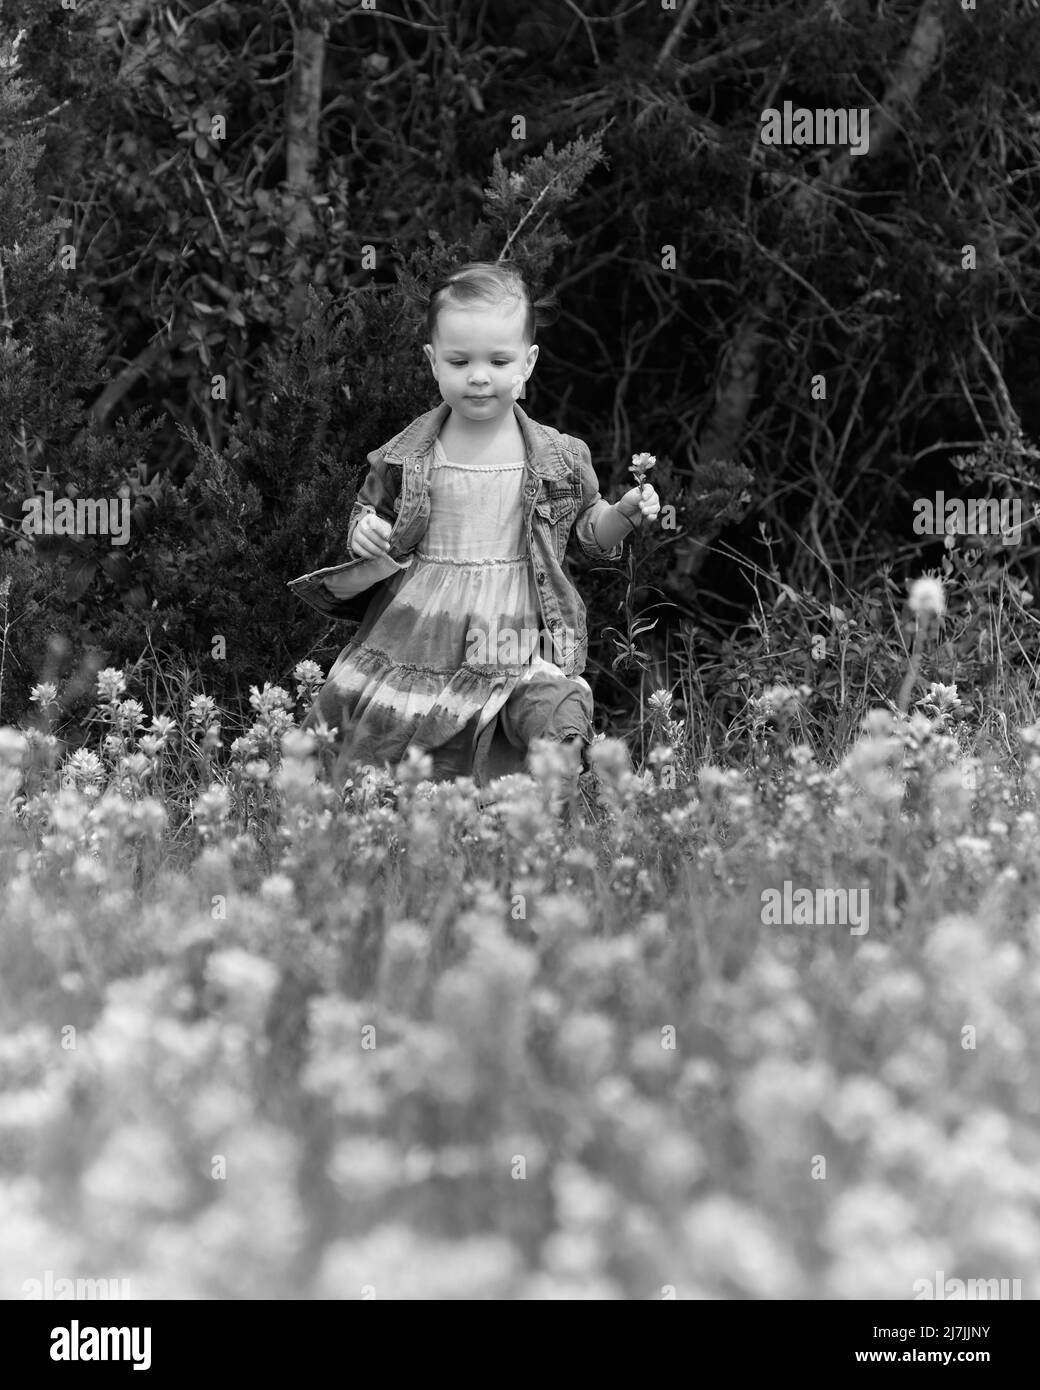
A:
2,0,1040,752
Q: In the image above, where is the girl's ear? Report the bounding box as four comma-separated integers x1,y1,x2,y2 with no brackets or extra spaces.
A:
515,345,537,398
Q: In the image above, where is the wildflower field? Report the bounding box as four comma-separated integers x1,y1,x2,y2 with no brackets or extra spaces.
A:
3,627,1040,1301
4,0,1040,1316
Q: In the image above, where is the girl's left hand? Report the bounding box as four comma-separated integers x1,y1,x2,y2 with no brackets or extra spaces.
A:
617,483,661,528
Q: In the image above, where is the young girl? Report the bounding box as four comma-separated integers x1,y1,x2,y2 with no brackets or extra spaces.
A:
288,261,660,796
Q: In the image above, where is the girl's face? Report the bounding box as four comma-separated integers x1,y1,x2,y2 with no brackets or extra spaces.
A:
423,301,538,424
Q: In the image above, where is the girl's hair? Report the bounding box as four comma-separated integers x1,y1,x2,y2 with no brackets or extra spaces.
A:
423,261,559,348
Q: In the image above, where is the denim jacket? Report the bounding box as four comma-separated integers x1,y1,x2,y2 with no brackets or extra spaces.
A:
286,401,627,677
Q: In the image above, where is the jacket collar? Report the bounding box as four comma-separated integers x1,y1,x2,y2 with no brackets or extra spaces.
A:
381,402,570,480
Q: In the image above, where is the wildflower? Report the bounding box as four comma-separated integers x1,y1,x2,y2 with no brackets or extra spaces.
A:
629,453,657,486
20,727,60,760
919,681,961,715
242,758,271,784
115,698,146,732
904,710,932,743
355,765,396,808
276,749,322,803
206,948,279,1021
43,786,91,840
259,873,296,913
683,1196,801,1299
787,743,816,767
1019,720,1040,750
187,694,219,729
293,660,324,692
121,751,152,778
823,1185,942,1300
89,788,136,836
199,723,223,755
553,1161,617,1229
556,1013,616,1085
280,727,317,762
305,716,339,753
561,846,598,872
755,683,809,718
293,661,325,712
130,797,167,838
647,688,673,717
252,709,295,748
29,682,59,710
527,737,580,801
327,1136,408,1197
63,748,104,793
829,1075,896,1142
395,743,433,788
193,784,230,826
96,667,127,702
908,575,946,618
587,736,632,782
696,765,732,794
860,708,897,738
248,683,293,718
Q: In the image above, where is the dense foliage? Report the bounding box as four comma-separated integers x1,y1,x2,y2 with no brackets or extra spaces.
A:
3,1,1040,741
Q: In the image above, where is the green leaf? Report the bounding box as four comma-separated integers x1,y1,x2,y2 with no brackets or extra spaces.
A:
100,552,132,586
65,555,98,602
155,56,188,85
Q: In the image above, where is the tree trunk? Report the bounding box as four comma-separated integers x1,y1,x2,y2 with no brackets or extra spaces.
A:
285,0,329,246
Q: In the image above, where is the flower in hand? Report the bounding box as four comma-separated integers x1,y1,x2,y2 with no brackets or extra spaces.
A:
630,453,657,486
619,453,661,528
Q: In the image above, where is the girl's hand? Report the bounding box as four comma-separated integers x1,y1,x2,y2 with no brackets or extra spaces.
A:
350,512,393,559
616,483,661,528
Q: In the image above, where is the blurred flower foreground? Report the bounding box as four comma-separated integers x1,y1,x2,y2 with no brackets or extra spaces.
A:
1,668,1039,1300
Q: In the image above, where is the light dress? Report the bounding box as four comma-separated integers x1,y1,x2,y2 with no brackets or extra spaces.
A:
302,434,594,785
